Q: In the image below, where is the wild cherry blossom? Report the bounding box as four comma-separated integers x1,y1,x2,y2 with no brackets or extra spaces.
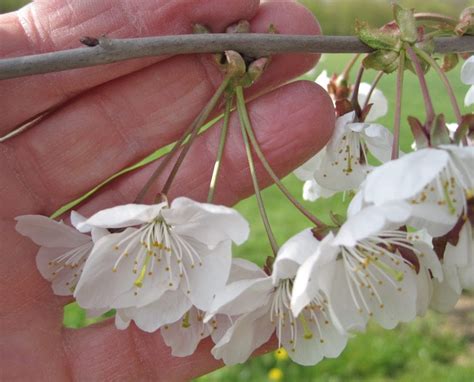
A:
158,258,260,357
295,111,394,200
15,212,108,296
207,230,348,366
73,197,249,312
461,55,474,106
351,145,474,236
292,204,432,332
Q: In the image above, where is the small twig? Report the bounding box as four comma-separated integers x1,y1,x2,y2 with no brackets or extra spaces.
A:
0,35,473,81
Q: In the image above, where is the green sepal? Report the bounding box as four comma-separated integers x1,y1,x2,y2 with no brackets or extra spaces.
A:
362,50,400,73
430,114,451,147
393,4,418,43
454,114,474,144
408,116,430,149
356,20,402,52
441,54,460,72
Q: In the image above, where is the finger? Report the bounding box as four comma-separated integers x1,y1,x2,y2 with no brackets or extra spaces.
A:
0,0,260,132
63,321,278,381
80,80,335,215
6,79,333,310
2,2,322,217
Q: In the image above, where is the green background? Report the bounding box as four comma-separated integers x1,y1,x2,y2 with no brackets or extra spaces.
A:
3,1,474,381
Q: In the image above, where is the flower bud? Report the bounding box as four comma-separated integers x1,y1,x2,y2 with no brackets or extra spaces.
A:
246,57,269,85
226,20,251,34
362,50,400,73
224,50,247,78
356,20,401,52
192,24,211,34
441,53,460,72
455,6,474,36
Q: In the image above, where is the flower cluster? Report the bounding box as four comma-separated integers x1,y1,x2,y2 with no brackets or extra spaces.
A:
13,5,474,370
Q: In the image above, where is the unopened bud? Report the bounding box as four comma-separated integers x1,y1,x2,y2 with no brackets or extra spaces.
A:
441,54,460,72
393,4,418,43
224,50,246,77
356,20,401,52
362,50,400,73
192,24,211,34
455,7,474,36
246,57,269,85
226,20,251,34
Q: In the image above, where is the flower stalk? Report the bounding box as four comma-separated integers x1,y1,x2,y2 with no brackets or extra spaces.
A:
135,75,232,202
207,95,233,203
237,88,279,256
392,51,406,160
234,86,327,230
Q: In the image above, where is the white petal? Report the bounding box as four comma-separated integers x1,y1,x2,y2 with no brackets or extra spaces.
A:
442,145,474,190
122,291,192,333
294,152,324,181
90,227,109,243
74,228,164,309
334,203,412,247
460,56,474,85
273,229,320,284
430,269,461,313
459,263,474,291
363,149,450,205
315,70,330,89
186,241,232,311
161,308,206,357
228,258,267,283
211,305,274,365
358,83,388,122
207,277,273,318
444,221,473,268
359,123,394,163
163,197,249,246
70,211,90,233
324,260,368,333
82,203,166,229
280,310,348,366
416,270,433,317
302,180,336,201
115,310,131,330
291,234,339,317
465,85,474,106
15,215,90,248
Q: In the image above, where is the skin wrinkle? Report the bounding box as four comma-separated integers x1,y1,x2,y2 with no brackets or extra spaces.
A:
0,0,261,132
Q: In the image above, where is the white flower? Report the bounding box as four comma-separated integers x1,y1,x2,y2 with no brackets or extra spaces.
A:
461,55,474,107
208,230,348,366
74,197,249,311
159,258,258,357
292,204,427,332
351,146,474,237
15,212,108,296
294,111,394,200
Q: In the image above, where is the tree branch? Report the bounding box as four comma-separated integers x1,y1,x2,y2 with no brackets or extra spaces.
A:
0,34,473,81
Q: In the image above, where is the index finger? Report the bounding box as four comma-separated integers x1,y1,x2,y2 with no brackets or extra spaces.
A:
0,0,260,133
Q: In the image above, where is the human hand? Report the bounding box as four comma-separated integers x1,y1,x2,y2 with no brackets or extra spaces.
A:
0,0,334,380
